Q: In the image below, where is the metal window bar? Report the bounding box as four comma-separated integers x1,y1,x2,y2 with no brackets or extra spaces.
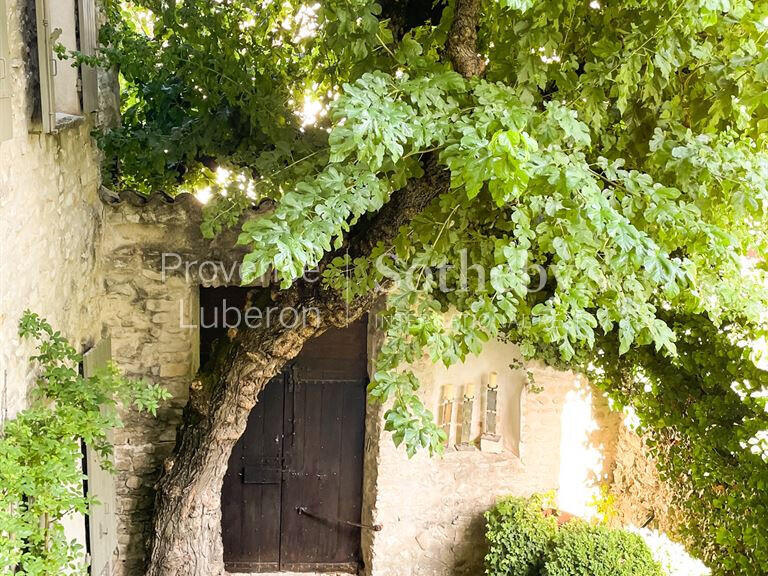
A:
438,384,454,446
484,372,499,436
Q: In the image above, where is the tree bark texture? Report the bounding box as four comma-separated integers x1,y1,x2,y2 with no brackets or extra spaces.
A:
446,0,486,79
145,0,483,571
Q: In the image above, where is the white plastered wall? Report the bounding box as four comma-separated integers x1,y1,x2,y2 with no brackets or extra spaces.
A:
0,0,105,557
361,326,622,576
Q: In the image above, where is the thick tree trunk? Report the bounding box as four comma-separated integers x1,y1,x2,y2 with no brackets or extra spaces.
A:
445,0,486,78
145,160,449,576
146,307,325,576
145,2,485,570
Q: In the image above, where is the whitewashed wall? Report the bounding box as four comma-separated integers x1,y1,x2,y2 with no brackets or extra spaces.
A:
361,334,623,576
0,0,106,558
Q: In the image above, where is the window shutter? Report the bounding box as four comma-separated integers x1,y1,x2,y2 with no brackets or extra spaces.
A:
458,383,476,444
34,0,56,133
0,0,12,142
77,0,98,117
82,338,118,576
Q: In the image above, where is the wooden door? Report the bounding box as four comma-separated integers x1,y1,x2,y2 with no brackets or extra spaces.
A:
222,375,285,571
222,319,367,573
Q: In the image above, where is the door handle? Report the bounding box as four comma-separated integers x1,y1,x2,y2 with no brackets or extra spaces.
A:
297,506,382,531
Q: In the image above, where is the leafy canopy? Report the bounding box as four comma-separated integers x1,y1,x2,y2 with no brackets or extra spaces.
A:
100,0,768,573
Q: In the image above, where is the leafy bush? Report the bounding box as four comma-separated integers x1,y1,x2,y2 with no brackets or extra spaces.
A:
0,312,171,575
542,521,663,576
485,495,668,576
484,494,558,576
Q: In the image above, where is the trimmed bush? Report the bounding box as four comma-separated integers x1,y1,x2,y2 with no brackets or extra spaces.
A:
543,521,664,576
484,494,559,576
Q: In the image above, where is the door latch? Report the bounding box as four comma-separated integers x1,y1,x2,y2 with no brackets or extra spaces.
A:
297,506,382,531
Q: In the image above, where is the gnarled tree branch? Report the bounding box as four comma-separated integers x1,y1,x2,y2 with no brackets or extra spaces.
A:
446,0,486,78
145,157,449,576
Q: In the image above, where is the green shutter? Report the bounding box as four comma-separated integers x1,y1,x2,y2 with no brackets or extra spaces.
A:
0,0,12,142
77,0,98,117
82,338,118,576
34,0,56,133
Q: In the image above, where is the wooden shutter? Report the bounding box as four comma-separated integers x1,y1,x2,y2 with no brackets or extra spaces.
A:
458,383,476,444
34,0,56,133
438,384,455,445
0,0,12,141
82,338,118,576
77,0,98,116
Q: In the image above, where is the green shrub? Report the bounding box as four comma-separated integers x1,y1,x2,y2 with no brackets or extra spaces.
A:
0,312,171,574
543,521,664,576
484,494,558,576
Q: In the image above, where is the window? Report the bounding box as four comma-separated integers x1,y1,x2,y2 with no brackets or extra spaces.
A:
34,0,98,133
436,366,524,455
0,0,11,142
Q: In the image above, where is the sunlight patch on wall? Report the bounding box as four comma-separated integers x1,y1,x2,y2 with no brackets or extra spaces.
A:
194,186,213,204
556,378,603,519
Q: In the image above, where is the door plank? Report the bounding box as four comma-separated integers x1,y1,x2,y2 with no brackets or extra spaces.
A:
221,317,368,573
223,375,284,569
279,376,366,568
221,442,244,562
337,380,367,564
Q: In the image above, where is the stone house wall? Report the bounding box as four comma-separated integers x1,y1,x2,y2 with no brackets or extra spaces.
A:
0,0,109,550
611,425,675,533
101,201,199,576
361,339,623,576
0,0,104,421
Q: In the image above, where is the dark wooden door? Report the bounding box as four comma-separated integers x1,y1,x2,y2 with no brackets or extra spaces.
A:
221,375,285,571
222,319,367,573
